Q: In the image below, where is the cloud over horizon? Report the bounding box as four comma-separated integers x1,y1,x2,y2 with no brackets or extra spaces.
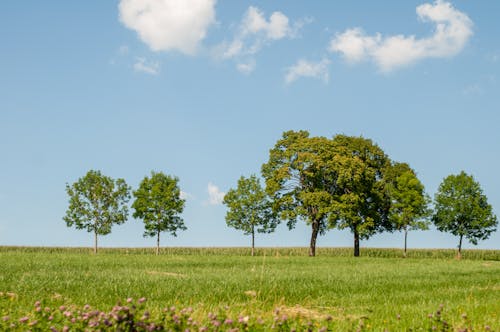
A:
207,182,225,205
329,0,473,72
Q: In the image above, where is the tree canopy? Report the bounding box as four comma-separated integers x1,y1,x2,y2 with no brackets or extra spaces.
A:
433,171,497,258
385,162,430,257
223,174,278,256
63,170,130,254
329,134,392,256
262,130,338,256
132,171,186,255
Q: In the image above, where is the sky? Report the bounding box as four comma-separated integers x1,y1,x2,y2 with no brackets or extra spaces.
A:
0,0,499,250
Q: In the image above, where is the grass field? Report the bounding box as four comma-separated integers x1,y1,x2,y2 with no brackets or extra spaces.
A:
0,247,499,331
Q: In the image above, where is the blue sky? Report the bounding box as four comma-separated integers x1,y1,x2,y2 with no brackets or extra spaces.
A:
1,0,499,250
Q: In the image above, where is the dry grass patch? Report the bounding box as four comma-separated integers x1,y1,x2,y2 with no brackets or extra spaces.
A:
146,271,187,278
278,305,362,321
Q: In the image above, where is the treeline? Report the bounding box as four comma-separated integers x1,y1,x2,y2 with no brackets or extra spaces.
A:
63,130,498,257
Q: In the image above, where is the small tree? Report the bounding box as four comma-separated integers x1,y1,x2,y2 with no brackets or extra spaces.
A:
63,170,130,254
132,171,186,255
433,171,497,259
386,162,431,257
223,174,278,256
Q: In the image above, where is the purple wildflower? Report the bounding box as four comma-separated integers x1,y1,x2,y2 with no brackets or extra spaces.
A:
138,297,147,304
19,316,29,324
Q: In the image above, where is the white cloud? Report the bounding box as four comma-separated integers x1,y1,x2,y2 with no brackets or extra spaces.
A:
119,0,217,55
215,6,307,73
329,28,381,63
133,57,160,75
329,0,473,72
242,7,291,40
236,60,256,74
285,58,330,84
207,182,225,205
180,191,193,200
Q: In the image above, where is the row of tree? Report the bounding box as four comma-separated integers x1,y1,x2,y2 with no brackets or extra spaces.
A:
224,131,497,258
64,170,185,254
63,130,497,257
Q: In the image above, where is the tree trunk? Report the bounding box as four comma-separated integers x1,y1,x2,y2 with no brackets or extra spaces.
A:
403,226,408,258
156,231,160,256
457,234,463,259
354,230,360,257
251,225,255,257
309,220,319,257
94,230,98,254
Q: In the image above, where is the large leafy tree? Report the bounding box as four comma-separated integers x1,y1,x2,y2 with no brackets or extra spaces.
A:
330,135,392,257
386,162,431,257
433,171,497,259
262,130,337,256
132,171,186,255
63,170,130,254
223,174,278,256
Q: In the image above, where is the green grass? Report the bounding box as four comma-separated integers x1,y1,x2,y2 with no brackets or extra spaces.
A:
0,247,499,330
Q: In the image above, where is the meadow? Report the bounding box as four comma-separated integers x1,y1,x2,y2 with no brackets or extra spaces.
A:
0,247,499,331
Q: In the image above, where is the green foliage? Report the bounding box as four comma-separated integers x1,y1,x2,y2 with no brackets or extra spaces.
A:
223,175,277,235
328,135,392,256
262,131,429,257
433,171,497,249
132,171,186,243
386,162,430,232
63,170,130,250
261,130,337,255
